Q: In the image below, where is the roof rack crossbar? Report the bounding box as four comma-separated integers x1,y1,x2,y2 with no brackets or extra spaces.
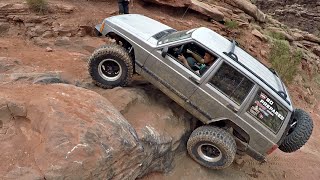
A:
269,68,278,76
268,68,288,99
230,40,236,53
223,40,238,61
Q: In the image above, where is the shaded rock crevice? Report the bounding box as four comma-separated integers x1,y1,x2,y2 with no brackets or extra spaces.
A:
102,85,196,178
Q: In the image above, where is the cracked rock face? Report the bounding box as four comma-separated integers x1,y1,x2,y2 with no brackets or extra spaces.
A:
142,0,266,22
256,0,320,35
0,84,195,179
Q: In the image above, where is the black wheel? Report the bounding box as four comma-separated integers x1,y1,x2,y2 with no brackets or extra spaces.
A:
279,109,313,153
88,44,133,89
187,126,236,169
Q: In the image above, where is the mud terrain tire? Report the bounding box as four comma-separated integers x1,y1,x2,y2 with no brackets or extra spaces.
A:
187,126,236,169
279,109,313,153
88,44,133,89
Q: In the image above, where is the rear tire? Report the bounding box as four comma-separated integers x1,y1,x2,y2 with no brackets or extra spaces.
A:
88,44,133,89
187,126,236,169
279,109,313,153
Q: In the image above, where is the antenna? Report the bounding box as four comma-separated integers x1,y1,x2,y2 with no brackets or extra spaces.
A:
181,4,192,20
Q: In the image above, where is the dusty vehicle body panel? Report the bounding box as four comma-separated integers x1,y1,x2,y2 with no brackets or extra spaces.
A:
96,14,295,161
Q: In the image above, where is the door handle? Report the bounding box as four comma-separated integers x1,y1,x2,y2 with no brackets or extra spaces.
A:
189,77,200,85
227,104,238,113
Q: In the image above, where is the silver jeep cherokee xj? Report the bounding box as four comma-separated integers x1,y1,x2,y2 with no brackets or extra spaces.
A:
89,14,313,169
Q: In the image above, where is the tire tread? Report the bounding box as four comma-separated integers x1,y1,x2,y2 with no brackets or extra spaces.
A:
279,109,313,153
187,126,236,169
88,44,133,89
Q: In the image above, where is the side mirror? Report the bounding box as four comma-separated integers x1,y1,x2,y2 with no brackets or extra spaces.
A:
161,47,168,58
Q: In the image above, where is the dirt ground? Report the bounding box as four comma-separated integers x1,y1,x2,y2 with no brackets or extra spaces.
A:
1,0,320,179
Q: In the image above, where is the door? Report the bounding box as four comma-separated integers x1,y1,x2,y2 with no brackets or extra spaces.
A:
143,41,217,99
189,61,255,121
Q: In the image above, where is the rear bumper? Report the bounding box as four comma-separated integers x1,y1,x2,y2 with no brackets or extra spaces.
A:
236,138,266,162
246,146,266,163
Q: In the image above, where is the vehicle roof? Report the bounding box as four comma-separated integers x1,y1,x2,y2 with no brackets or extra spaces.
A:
192,27,292,110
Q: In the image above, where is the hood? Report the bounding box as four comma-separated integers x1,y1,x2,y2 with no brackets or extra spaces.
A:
106,14,175,43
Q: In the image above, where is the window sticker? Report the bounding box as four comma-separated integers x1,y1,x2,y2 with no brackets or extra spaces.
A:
248,91,288,133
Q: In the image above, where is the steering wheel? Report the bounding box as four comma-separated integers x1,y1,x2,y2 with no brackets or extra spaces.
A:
177,45,185,55
173,45,185,57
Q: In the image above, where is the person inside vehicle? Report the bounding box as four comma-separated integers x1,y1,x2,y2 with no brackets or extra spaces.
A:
178,49,216,75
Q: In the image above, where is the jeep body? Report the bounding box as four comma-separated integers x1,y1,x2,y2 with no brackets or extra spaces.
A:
95,14,295,162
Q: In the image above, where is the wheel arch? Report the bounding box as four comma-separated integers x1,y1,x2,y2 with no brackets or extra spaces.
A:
207,119,250,144
105,32,136,72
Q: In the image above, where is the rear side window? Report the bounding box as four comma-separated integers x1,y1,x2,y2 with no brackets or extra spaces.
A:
209,62,254,105
247,90,288,133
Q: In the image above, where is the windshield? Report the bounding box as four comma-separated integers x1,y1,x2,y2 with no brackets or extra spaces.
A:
158,29,194,45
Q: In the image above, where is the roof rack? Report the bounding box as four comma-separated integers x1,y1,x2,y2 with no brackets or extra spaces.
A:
268,68,288,99
223,40,290,105
223,40,238,61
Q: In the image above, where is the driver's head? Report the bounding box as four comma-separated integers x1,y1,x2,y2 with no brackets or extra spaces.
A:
204,52,215,64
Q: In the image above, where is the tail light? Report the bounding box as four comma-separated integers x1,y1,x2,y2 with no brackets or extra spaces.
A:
267,144,278,155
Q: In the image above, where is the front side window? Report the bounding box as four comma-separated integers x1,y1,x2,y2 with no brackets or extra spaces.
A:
209,62,254,105
247,90,288,133
166,42,217,76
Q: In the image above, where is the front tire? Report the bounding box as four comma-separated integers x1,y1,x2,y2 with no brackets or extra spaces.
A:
187,126,236,169
88,44,133,89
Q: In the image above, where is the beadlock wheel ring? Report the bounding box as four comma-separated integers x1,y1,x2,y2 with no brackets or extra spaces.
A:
98,59,122,81
197,143,222,162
